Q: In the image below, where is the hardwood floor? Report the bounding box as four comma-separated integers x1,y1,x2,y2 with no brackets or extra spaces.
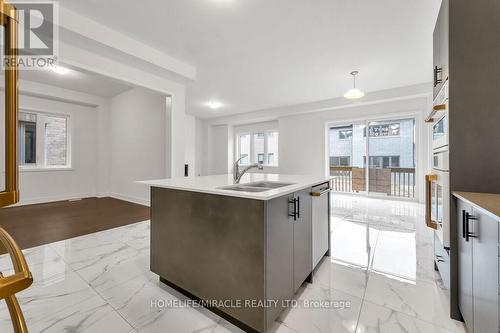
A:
0,197,150,252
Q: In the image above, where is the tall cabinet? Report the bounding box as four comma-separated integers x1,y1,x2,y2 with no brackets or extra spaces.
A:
429,0,500,322
428,0,450,290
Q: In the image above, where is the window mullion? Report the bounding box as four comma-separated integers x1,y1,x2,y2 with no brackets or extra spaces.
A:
37,115,47,168
250,132,254,164
264,132,268,165
236,134,240,162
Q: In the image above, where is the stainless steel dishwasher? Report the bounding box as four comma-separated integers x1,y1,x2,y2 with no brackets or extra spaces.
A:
311,182,331,268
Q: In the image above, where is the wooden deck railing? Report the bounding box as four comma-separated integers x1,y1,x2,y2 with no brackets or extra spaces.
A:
390,167,416,198
330,166,353,193
330,166,416,198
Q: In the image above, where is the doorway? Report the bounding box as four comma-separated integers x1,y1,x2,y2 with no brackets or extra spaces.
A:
328,117,416,199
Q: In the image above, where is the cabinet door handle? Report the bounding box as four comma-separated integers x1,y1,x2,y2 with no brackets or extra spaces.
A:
465,212,478,242
462,210,466,239
425,174,438,229
434,66,443,87
296,197,300,219
311,189,330,197
289,198,297,221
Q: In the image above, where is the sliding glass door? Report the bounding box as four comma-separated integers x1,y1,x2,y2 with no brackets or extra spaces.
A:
329,117,416,199
329,122,367,195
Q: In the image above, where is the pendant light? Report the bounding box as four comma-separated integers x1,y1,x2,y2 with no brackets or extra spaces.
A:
344,71,365,100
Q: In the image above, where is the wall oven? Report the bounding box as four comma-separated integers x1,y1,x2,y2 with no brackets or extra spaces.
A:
425,80,450,249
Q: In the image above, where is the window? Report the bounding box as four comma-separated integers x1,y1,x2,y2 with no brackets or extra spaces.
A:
338,129,353,140
253,133,265,165
367,123,400,137
236,131,279,166
18,111,70,169
238,134,251,165
19,113,37,165
267,153,275,165
331,156,350,166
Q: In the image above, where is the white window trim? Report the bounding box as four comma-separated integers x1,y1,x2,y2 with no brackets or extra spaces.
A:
235,129,279,167
19,108,72,172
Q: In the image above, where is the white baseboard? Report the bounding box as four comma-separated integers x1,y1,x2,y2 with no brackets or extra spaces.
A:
109,192,150,207
14,192,96,207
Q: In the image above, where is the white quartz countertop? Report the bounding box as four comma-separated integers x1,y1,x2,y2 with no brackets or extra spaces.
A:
137,174,332,200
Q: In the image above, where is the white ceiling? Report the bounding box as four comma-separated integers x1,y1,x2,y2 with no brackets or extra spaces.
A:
58,0,440,118
20,67,133,98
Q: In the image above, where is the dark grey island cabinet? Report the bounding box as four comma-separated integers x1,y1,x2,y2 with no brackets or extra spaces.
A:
150,182,330,333
455,192,500,333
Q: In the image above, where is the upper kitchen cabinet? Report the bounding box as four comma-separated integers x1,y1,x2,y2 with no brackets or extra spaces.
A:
433,0,449,99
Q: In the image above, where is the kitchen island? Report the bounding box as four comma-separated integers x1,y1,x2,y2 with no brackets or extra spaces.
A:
139,174,332,333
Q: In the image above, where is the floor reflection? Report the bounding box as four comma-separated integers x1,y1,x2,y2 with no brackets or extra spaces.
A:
0,194,465,333
330,194,419,282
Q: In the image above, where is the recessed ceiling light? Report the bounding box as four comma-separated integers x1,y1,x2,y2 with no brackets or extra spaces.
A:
51,65,71,75
344,71,365,100
206,101,223,109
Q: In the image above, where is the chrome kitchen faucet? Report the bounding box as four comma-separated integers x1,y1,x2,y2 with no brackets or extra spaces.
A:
233,155,264,184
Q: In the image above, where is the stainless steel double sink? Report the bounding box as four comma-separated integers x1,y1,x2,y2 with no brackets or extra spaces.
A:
218,181,296,193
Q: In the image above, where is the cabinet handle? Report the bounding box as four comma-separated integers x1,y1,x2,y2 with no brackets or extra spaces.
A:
462,210,466,239
433,104,447,111
311,189,331,197
425,174,438,230
297,197,300,219
434,66,443,87
465,212,478,242
289,198,297,221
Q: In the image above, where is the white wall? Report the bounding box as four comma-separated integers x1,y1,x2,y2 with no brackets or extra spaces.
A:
109,87,170,205
96,101,111,197
184,114,196,177
18,95,99,205
195,118,207,176
207,125,232,175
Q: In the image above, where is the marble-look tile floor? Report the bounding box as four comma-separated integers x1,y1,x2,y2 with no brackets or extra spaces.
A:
0,194,466,333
